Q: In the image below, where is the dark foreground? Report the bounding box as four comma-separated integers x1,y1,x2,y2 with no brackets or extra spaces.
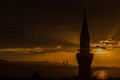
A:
0,72,120,80
0,62,120,80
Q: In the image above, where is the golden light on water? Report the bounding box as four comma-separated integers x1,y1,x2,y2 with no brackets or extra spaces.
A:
94,70,109,79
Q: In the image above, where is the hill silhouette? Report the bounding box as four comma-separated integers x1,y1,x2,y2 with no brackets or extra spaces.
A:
0,59,9,63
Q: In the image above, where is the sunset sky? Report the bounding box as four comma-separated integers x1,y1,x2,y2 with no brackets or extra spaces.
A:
0,0,120,66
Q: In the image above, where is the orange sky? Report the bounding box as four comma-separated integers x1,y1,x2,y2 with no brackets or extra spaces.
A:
0,47,120,67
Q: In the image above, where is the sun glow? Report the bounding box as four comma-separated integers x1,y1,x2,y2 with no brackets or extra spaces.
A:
93,48,108,54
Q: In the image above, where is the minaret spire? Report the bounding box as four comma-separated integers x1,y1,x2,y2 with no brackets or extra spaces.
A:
76,9,93,80
80,8,90,54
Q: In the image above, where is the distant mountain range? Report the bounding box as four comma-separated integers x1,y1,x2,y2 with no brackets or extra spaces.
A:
0,59,62,65
13,61,62,65
0,59,9,63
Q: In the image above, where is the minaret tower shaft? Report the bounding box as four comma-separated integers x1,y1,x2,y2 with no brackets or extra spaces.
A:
76,10,93,80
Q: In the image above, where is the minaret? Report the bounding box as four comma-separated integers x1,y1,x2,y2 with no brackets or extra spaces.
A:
76,10,93,80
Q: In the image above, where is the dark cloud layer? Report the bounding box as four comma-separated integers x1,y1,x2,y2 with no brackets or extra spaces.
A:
0,0,120,48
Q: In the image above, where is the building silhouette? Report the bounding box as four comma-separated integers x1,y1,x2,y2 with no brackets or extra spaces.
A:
66,61,68,65
63,61,68,66
76,10,94,80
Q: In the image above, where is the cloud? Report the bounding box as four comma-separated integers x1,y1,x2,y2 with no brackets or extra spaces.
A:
0,47,43,54
0,45,65,55
0,45,77,62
